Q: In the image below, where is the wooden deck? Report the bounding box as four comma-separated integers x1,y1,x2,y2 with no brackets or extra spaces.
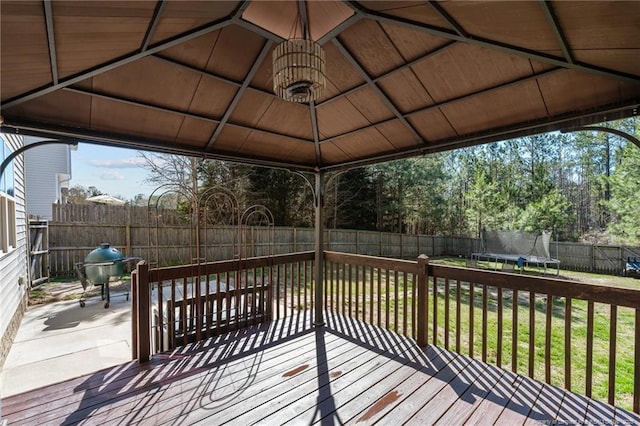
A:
3,311,639,425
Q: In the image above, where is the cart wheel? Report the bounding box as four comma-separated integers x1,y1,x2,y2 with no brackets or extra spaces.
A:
104,302,110,309
80,301,85,308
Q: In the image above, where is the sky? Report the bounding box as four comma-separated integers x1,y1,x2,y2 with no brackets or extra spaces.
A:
70,143,159,201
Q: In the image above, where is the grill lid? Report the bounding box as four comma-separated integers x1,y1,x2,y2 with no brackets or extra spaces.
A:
85,243,125,264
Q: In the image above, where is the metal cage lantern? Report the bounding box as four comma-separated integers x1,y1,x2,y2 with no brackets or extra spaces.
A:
272,39,326,103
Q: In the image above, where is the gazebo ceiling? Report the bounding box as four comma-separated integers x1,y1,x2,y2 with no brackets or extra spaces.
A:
1,1,639,171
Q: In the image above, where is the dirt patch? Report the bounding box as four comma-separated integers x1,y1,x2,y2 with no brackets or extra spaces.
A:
29,279,131,306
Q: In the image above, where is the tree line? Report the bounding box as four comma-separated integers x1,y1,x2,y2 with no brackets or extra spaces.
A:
71,118,639,245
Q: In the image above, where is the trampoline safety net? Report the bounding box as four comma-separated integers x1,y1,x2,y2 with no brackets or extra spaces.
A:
481,230,552,259
472,229,560,275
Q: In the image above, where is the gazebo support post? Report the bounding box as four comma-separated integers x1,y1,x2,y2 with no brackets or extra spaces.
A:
314,171,325,326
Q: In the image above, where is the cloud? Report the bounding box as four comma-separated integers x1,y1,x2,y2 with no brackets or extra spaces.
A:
99,171,125,180
89,157,147,168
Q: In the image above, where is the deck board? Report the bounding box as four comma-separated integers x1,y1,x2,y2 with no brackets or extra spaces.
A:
463,369,524,425
2,311,639,426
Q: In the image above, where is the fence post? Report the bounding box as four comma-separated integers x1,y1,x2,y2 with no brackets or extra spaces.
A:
136,261,151,363
417,254,429,346
125,224,131,257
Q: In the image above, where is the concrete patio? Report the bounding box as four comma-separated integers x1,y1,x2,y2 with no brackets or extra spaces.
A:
0,286,131,399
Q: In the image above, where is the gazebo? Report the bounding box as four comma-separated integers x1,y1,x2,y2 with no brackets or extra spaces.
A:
1,1,640,424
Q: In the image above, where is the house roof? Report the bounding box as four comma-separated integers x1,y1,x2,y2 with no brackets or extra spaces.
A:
1,1,639,171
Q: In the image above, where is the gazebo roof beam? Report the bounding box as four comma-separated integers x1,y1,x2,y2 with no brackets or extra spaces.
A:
43,0,58,85
64,86,314,145
320,67,563,145
236,19,285,43
361,8,640,83
426,1,468,38
332,38,425,145
310,101,322,167
317,41,456,108
206,40,274,151
539,0,575,64
321,103,640,173
317,13,362,45
1,14,236,110
1,119,317,172
140,0,168,52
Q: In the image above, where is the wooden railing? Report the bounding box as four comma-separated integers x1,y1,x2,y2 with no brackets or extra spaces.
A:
132,250,639,412
324,251,418,339
132,251,315,361
324,251,640,413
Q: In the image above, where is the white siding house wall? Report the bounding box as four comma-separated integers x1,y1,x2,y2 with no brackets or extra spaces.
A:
24,136,72,220
0,133,28,368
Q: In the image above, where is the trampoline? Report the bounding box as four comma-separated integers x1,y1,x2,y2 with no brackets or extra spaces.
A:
471,230,561,276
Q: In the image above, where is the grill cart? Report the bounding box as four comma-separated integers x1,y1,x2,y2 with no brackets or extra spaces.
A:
75,243,136,308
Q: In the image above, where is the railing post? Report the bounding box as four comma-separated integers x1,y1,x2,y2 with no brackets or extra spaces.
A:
417,254,429,346
131,270,138,360
136,261,151,363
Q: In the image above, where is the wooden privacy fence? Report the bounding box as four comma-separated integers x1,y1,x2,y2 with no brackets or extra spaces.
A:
52,203,187,224
323,251,640,413
47,222,640,277
46,224,467,277
46,202,640,277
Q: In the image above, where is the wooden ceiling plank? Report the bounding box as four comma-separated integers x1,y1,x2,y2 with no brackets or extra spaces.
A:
407,109,457,142
140,0,167,52
149,1,240,45
235,17,285,43
322,67,562,143
176,117,217,148
321,102,639,173
205,40,274,150
254,98,313,140
153,54,241,89
62,85,312,145
346,86,396,123
572,50,640,77
328,127,396,158
539,0,575,64
363,7,640,83
405,67,563,117
377,69,434,114
1,10,238,110
320,117,395,145
321,41,366,93
332,38,424,144
43,0,58,84
64,86,219,124
318,40,455,108
317,12,361,45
